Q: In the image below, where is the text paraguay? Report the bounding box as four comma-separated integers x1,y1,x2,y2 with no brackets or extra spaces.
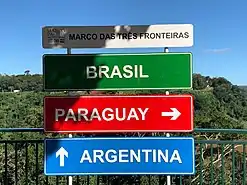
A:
55,108,149,122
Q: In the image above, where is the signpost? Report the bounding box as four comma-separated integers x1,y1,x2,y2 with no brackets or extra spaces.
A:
42,24,193,49
44,137,195,176
43,53,192,91
44,95,194,133
41,23,195,185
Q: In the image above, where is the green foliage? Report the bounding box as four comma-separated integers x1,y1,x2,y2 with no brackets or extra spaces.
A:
0,74,42,92
192,74,208,90
0,73,246,184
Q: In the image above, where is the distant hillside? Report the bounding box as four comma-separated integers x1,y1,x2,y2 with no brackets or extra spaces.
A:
0,74,42,92
0,73,246,130
239,86,247,90
0,73,245,92
0,73,246,185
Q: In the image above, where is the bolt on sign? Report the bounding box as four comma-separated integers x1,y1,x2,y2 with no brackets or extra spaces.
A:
43,53,192,91
42,24,194,49
44,95,194,133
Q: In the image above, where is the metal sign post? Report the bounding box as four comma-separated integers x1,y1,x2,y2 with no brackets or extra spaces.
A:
67,48,73,185
42,24,195,183
165,47,171,185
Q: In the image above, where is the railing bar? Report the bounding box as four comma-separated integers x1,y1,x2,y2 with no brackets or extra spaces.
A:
243,144,246,185
56,176,59,185
45,176,48,185
189,166,192,184
0,140,44,143
0,128,44,132
4,142,8,185
15,143,18,185
0,127,247,133
35,143,39,185
25,143,28,185
232,144,235,185
210,144,214,185
196,140,247,144
76,176,79,185
194,128,247,134
199,144,203,185
107,176,110,185
221,144,225,185
0,140,245,144
96,175,100,185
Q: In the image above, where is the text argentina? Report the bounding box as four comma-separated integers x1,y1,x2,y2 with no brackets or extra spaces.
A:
80,149,182,163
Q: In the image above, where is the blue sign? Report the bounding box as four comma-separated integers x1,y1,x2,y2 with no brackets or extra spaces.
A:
44,137,195,176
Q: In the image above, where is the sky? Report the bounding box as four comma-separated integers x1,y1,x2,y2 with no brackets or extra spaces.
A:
0,0,246,85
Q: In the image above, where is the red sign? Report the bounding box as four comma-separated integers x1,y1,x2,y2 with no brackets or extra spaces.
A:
44,95,194,133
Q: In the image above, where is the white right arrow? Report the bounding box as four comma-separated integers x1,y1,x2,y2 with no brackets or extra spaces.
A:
56,147,68,167
161,108,181,120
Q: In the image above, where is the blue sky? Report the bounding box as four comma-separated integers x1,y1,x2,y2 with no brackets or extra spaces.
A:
0,0,246,85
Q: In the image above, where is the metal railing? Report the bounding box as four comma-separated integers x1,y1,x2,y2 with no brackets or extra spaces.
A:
0,128,246,185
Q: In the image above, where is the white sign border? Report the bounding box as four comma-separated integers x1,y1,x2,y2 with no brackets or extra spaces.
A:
42,24,194,49
44,137,195,176
43,94,194,133
42,52,193,91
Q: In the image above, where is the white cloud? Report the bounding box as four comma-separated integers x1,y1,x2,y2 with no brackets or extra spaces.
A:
204,48,231,53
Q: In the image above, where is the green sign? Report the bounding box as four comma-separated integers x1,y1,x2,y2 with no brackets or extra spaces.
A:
43,53,192,91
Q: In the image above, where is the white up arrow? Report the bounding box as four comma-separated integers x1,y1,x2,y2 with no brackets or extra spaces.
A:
56,147,68,167
161,108,181,120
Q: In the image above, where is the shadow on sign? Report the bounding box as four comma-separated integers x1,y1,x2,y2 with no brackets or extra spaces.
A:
46,25,151,48
43,54,106,90
82,25,151,48
44,54,105,158
44,95,96,160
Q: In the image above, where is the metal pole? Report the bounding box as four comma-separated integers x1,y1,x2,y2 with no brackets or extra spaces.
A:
67,48,73,185
164,47,169,53
67,48,71,55
164,47,171,185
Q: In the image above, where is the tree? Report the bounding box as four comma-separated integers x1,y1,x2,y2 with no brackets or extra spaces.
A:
0,73,246,184
193,74,208,90
24,70,30,75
